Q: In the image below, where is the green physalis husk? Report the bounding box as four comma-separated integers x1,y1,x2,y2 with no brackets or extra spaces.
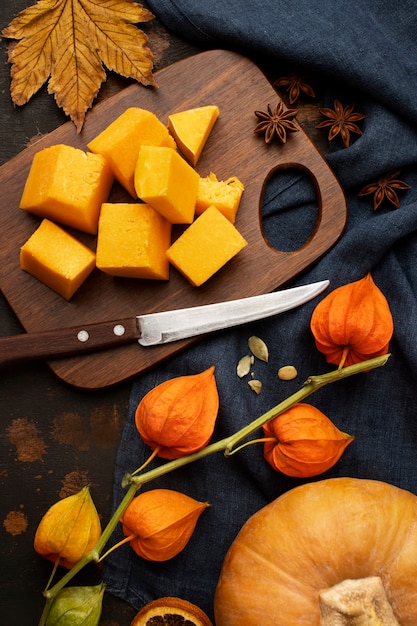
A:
45,584,104,625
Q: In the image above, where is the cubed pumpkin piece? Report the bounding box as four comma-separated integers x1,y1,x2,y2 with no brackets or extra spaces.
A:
134,146,199,224
19,144,113,235
166,205,247,286
96,203,171,280
20,219,96,300
195,172,245,223
168,105,219,166
87,107,176,197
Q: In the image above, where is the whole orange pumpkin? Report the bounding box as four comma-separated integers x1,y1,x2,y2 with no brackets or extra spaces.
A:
214,478,417,625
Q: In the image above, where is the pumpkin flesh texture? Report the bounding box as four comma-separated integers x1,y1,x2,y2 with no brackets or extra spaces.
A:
166,205,247,286
20,219,96,300
214,478,417,625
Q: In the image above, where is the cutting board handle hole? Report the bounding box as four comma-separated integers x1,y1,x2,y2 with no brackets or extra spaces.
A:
260,166,319,253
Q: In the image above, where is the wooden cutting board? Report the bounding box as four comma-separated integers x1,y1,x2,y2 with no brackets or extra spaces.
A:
0,49,347,389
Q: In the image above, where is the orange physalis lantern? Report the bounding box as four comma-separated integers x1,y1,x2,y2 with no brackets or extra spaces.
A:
135,366,219,459
310,273,393,368
34,486,101,569
121,488,209,561
263,403,354,478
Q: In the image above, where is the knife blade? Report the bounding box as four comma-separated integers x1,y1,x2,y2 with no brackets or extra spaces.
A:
0,280,329,366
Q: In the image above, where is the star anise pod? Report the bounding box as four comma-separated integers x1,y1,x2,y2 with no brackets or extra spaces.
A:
358,170,411,210
316,99,365,147
254,102,299,144
274,75,316,104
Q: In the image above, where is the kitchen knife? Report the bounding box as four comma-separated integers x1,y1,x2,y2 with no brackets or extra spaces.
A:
0,280,329,366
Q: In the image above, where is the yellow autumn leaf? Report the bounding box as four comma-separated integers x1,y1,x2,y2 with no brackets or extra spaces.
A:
2,0,157,132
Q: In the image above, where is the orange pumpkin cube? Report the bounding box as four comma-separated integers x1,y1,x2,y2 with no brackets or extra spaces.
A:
134,145,199,224
87,107,176,197
20,219,96,300
19,144,113,235
195,172,245,223
96,203,171,280
168,105,219,166
167,205,247,286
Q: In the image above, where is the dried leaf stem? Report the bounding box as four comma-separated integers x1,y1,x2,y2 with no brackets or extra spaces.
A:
38,353,389,625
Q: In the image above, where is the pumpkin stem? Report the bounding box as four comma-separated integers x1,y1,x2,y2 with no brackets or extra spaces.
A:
319,576,399,625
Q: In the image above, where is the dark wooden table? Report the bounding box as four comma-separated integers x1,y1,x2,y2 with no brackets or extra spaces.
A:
0,3,325,624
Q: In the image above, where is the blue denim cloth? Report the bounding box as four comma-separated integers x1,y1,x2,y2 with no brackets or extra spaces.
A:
103,2,417,620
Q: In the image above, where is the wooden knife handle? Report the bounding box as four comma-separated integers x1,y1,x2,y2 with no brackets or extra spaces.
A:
0,318,140,366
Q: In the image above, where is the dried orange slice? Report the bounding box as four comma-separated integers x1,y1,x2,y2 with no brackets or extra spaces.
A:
130,597,213,626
